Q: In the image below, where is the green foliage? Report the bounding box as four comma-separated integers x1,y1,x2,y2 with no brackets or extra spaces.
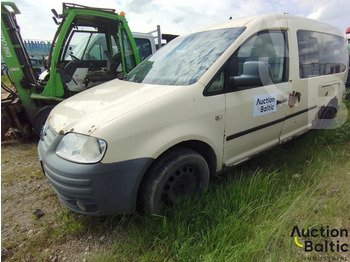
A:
3,95,349,262
1,75,11,86
90,99,350,262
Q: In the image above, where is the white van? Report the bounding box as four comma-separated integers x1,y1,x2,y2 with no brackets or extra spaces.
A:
132,32,157,60
38,14,348,215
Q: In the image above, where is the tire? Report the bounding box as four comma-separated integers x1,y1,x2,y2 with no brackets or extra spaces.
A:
139,147,209,214
317,106,336,129
345,92,350,101
33,105,55,137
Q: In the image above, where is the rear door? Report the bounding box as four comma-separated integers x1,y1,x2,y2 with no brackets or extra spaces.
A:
279,29,348,138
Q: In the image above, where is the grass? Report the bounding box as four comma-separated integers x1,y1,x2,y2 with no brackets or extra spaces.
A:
1,75,11,86
86,97,350,262
2,96,350,261
1,139,42,185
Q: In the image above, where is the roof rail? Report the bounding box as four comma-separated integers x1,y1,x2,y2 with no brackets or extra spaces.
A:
62,3,116,14
1,2,21,15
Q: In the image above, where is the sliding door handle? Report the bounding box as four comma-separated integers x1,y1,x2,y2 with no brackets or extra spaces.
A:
277,98,288,104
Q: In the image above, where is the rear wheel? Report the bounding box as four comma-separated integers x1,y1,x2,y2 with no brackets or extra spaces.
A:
139,147,209,214
317,106,337,129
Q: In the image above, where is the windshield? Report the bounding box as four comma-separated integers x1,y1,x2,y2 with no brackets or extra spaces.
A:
125,27,245,85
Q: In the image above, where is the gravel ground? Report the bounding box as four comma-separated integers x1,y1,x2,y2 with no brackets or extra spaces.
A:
1,138,118,261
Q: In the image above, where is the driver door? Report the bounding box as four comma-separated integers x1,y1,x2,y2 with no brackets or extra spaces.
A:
223,30,290,166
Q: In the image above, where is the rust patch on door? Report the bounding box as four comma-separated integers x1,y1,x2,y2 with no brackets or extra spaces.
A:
288,91,301,107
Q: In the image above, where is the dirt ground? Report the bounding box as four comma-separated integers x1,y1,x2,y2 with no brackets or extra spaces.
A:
1,138,118,261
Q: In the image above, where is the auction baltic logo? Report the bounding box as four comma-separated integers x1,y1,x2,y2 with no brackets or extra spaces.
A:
291,226,349,261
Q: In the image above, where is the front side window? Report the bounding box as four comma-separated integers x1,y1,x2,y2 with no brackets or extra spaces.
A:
206,70,226,94
229,31,288,90
125,27,246,86
297,30,347,78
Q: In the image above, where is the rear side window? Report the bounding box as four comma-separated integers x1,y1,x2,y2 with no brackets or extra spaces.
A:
297,30,347,78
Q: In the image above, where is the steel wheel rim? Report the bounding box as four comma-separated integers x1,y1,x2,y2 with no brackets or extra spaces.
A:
161,165,198,206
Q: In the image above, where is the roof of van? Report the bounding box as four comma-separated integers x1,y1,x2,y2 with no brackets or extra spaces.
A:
191,15,259,32
187,13,342,36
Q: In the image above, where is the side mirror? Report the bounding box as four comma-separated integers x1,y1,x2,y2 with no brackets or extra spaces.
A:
231,61,272,88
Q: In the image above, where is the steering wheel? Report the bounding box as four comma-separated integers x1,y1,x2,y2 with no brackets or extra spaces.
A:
70,54,81,62
104,50,122,74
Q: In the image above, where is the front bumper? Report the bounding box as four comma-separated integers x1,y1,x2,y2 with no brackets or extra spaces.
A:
38,125,152,215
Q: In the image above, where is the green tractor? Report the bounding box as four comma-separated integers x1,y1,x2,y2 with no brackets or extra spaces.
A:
1,2,141,139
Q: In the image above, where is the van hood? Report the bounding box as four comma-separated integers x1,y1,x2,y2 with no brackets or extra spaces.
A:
48,79,181,135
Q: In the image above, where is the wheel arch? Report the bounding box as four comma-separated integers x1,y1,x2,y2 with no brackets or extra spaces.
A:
313,96,339,129
136,140,216,212
150,140,217,177
319,97,339,118
175,140,217,177
136,139,217,206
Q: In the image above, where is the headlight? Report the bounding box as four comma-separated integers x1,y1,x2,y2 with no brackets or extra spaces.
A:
56,133,107,164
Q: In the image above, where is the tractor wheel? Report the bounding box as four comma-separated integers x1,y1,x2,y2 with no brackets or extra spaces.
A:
33,105,55,137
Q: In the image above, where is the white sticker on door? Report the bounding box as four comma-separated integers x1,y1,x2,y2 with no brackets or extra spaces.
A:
253,93,277,117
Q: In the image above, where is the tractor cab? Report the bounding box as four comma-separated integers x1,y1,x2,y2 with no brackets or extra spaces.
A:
39,3,140,98
1,2,144,139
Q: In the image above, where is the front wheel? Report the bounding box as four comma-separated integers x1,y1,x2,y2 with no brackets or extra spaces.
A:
139,147,209,214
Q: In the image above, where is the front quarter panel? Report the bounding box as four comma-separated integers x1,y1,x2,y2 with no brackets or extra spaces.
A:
95,83,225,172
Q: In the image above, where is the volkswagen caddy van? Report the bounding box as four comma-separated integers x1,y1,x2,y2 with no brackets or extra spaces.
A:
38,13,348,215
